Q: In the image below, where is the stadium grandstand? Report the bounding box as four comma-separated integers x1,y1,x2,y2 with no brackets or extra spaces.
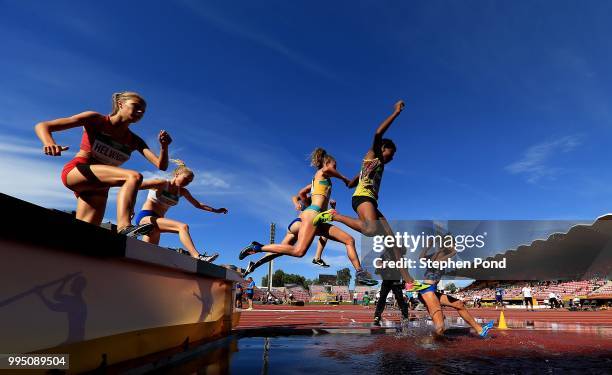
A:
453,277,610,306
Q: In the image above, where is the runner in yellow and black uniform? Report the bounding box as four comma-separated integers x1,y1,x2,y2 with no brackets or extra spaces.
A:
313,100,428,292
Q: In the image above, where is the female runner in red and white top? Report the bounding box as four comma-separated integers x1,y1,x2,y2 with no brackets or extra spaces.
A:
35,91,172,237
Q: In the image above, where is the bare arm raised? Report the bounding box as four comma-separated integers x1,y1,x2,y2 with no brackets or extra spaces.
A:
135,130,172,171
366,100,404,159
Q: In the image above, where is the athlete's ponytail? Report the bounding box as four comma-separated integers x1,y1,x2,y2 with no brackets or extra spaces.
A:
171,159,194,178
110,91,146,115
310,148,335,169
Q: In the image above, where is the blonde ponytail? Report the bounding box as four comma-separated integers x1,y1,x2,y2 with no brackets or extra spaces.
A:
171,159,194,177
110,91,146,115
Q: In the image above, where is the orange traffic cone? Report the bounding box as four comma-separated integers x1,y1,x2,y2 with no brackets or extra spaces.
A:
497,311,509,330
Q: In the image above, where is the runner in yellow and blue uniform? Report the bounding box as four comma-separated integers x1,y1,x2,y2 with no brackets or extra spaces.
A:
241,185,335,277
239,148,377,286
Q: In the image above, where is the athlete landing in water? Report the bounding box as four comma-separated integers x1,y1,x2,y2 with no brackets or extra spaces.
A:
417,239,494,338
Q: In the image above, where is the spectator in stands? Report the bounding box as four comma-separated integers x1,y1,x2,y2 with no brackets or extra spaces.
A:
236,284,243,309
246,277,255,310
522,283,534,311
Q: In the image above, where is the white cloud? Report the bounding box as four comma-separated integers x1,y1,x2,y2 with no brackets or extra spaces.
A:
506,135,583,183
0,153,74,209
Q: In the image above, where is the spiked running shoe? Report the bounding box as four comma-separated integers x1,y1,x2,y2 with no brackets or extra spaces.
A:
118,223,154,237
407,280,432,292
479,320,494,338
373,316,382,327
242,261,256,277
356,269,378,286
239,241,263,260
312,209,336,226
199,252,219,263
312,258,330,268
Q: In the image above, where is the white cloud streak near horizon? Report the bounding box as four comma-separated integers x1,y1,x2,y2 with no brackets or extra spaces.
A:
506,135,583,183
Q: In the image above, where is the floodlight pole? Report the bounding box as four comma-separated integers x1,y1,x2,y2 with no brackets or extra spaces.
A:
267,223,275,291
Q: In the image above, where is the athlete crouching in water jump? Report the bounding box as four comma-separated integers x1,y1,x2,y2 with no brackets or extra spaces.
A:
313,100,426,291
240,148,378,286
241,184,335,277
35,92,171,236
136,159,228,262
418,241,494,338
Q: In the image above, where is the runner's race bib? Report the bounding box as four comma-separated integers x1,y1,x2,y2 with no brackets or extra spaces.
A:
158,190,179,206
91,133,132,166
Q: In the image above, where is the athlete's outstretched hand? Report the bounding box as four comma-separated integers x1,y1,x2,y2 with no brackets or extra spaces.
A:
43,143,69,156
394,100,405,114
158,130,172,147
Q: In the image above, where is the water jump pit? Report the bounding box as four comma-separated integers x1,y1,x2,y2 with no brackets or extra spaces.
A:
114,306,612,374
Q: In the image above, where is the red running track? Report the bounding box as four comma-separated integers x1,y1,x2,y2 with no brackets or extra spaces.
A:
236,304,612,329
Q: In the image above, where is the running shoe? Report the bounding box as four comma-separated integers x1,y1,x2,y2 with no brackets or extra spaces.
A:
479,320,494,338
239,241,263,260
118,223,154,237
373,316,382,327
242,261,256,277
312,258,330,268
312,209,336,226
199,252,219,263
407,280,431,292
355,269,378,286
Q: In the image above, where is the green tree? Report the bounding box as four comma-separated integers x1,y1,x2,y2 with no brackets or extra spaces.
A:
337,268,351,286
262,270,310,289
445,282,457,293
272,270,285,287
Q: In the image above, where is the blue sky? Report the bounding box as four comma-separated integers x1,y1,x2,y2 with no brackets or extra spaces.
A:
2,1,612,286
